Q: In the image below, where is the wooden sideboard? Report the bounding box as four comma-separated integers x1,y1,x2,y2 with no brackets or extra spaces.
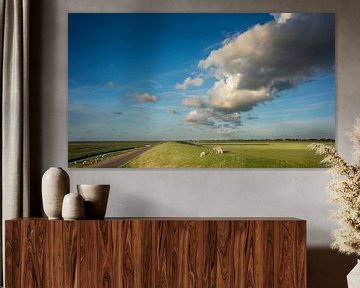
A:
5,218,306,287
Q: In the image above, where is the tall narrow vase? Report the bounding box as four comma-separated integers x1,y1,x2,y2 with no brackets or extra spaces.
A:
42,167,70,219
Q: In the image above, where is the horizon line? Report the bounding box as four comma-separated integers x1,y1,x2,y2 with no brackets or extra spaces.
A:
68,138,335,143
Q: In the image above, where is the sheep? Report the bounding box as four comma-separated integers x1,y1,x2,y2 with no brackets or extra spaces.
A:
213,146,224,154
200,151,206,157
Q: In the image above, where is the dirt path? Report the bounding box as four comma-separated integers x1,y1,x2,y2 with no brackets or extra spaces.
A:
87,146,154,168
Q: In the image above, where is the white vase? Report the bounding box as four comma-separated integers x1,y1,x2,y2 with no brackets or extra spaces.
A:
77,184,110,219
42,167,70,219
62,192,85,220
347,259,360,288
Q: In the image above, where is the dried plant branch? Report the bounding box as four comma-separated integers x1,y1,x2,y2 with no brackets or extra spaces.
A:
308,118,360,256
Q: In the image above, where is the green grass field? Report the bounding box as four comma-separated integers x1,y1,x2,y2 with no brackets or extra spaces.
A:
68,141,159,162
69,141,140,162
123,140,334,168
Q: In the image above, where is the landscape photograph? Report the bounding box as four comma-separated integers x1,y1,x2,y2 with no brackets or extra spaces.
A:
68,13,335,168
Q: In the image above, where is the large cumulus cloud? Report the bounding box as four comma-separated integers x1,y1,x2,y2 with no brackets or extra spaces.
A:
185,13,335,130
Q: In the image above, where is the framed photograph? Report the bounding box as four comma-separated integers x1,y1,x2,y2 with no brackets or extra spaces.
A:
68,13,335,168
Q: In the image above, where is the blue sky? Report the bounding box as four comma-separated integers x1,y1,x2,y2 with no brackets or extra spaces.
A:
68,13,335,141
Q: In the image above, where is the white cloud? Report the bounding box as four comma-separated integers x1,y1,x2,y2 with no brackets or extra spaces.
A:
175,77,203,90
212,111,241,127
198,13,335,115
185,109,214,126
207,74,271,112
182,96,206,108
184,108,241,128
136,93,158,103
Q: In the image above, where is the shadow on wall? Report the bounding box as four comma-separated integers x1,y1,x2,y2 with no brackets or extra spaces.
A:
308,248,357,288
29,0,47,216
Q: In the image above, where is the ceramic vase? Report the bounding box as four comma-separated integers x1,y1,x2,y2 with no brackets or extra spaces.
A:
347,259,360,288
42,167,70,219
77,184,110,219
62,192,85,220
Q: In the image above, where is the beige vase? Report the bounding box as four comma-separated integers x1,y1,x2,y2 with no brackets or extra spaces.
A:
77,184,110,219
42,167,70,219
347,260,360,288
62,192,85,220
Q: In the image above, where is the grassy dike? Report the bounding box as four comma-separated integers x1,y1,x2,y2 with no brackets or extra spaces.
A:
123,141,333,168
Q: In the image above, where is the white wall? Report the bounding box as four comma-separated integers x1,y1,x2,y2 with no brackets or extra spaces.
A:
32,0,360,248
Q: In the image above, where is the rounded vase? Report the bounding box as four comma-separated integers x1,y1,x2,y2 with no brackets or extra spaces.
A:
77,184,110,219
62,192,85,220
42,167,70,219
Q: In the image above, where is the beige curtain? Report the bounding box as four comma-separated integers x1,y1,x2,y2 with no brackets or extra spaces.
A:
0,0,30,284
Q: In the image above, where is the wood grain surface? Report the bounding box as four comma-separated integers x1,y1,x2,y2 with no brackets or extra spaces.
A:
5,218,306,287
